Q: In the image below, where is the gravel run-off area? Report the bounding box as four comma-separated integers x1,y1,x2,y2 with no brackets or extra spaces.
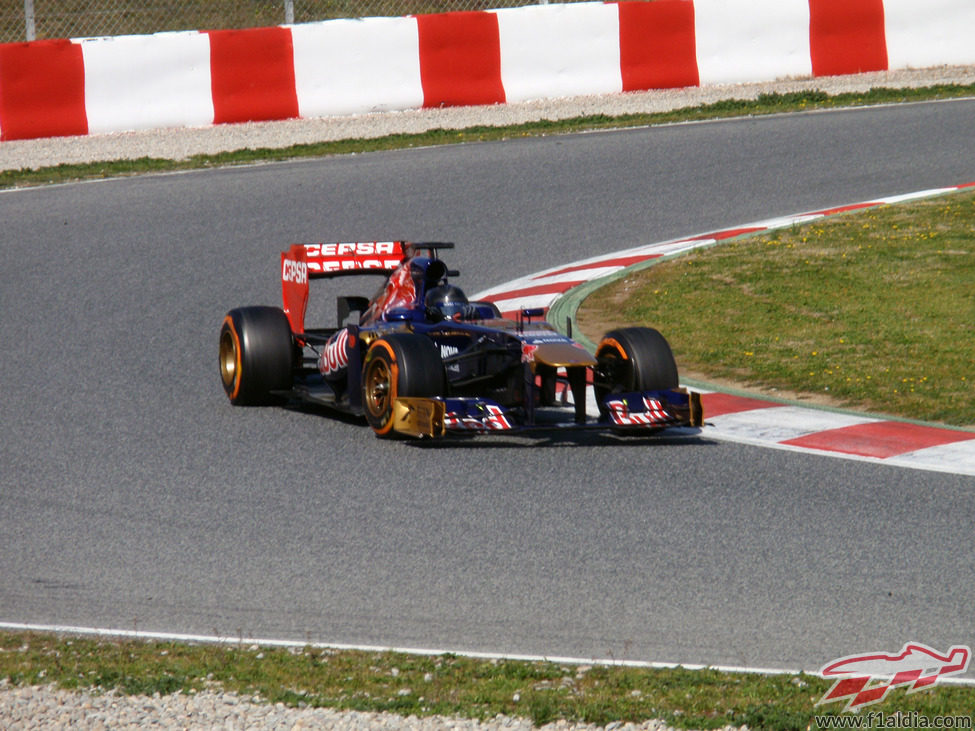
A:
2,64,974,729
0,679,711,731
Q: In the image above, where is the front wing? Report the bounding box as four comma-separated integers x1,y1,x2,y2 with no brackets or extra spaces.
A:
390,388,702,439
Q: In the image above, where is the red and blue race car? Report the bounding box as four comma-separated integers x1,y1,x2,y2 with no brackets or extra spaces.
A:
219,241,701,438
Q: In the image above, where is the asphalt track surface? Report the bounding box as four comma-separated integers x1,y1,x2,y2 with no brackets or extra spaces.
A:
2,99,974,675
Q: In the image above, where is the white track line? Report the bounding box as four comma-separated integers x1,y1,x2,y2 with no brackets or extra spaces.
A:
3,622,975,686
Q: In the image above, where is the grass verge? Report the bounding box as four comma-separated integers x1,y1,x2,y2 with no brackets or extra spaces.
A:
3,83,974,190
2,632,975,730
577,188,975,427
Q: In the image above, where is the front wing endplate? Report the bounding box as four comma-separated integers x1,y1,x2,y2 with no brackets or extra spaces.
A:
393,397,446,438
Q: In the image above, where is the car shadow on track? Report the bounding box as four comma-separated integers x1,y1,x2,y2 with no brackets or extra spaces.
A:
284,403,716,450
407,428,714,450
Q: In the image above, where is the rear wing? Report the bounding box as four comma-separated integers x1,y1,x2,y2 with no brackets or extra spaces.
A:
281,241,454,333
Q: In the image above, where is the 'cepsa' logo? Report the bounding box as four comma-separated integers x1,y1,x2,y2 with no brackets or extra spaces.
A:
301,242,403,273
305,242,398,257
282,258,308,285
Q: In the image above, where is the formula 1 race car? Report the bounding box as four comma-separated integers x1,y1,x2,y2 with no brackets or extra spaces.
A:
219,241,702,438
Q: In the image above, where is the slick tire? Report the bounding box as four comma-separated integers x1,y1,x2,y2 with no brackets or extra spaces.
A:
219,306,294,405
362,333,444,438
594,327,679,417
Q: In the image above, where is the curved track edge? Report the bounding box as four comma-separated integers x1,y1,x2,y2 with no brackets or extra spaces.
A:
473,183,975,477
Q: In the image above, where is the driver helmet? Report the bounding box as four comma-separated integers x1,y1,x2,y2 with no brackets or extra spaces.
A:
425,284,469,318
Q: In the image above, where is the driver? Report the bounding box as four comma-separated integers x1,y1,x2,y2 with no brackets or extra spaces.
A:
425,284,476,320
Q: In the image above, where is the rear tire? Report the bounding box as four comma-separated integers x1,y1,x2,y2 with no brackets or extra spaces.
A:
219,306,294,405
362,334,444,438
594,327,679,416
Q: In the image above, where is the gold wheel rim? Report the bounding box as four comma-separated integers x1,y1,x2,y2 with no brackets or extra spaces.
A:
365,358,391,417
219,328,238,389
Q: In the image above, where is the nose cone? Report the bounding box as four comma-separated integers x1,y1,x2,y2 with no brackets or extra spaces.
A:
531,342,597,368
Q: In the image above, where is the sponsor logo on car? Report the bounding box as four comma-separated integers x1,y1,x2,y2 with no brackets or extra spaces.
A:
281,258,308,284
445,403,512,431
319,328,350,376
522,333,573,343
605,396,673,426
304,242,398,257
302,242,403,273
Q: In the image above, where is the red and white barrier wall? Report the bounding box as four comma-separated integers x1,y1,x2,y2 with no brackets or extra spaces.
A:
1,0,974,142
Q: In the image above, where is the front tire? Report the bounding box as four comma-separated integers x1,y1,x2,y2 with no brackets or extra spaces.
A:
362,333,444,438
594,327,679,416
219,306,294,405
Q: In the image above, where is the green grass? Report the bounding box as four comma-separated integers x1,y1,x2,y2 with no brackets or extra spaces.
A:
4,84,975,190
2,632,974,730
577,188,975,427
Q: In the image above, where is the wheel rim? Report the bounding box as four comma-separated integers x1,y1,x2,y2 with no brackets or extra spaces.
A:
219,327,239,390
595,342,631,415
595,348,627,393
606,353,628,392
364,358,391,418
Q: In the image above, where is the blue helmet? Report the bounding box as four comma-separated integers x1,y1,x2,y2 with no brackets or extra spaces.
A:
424,285,469,318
